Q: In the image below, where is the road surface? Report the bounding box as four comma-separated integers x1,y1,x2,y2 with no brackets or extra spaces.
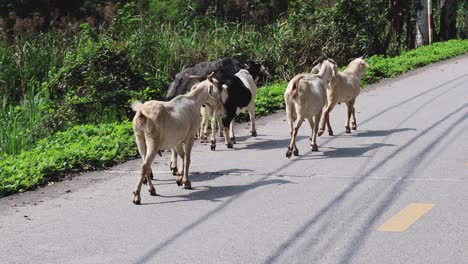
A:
1,54,467,264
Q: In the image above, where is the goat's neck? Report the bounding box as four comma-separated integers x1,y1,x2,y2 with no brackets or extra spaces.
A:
317,67,334,83
186,88,209,107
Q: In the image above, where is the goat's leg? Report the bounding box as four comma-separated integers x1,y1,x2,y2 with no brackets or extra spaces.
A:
248,102,257,137
174,144,185,186
199,107,209,143
134,131,153,184
351,99,357,130
286,118,304,158
286,104,298,156
217,111,224,137
210,109,217,151
133,146,158,204
229,119,236,144
170,148,178,176
345,99,356,133
222,109,236,148
313,111,322,150
181,139,194,189
319,101,337,136
309,111,322,151
345,104,352,133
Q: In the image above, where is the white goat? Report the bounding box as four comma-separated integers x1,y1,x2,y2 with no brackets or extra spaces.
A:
131,76,218,204
198,98,224,144
318,57,369,136
284,60,337,158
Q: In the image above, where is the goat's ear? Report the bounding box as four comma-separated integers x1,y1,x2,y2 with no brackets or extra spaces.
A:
208,84,214,95
328,58,337,65
360,60,370,68
206,72,213,81
332,65,338,78
207,72,219,86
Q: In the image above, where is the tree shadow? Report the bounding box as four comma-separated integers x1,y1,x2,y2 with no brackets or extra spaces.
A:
190,168,254,182
357,128,416,137
135,74,468,264
240,136,308,151
322,143,395,158
263,103,467,264
147,178,291,205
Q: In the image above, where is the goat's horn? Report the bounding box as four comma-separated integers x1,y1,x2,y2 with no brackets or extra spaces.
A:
186,73,200,79
328,58,337,65
207,72,215,82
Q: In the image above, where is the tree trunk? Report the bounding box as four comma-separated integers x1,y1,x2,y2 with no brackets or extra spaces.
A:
439,0,458,40
415,0,429,47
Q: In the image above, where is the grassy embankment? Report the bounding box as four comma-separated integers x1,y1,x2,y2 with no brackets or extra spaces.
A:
1,39,467,197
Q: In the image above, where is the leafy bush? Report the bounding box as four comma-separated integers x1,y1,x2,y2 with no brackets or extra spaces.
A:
250,39,468,120
0,122,137,197
363,39,468,85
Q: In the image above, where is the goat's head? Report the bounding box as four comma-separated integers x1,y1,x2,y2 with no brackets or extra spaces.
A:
310,62,322,74
244,60,272,86
315,59,338,83
348,57,369,79
189,72,222,107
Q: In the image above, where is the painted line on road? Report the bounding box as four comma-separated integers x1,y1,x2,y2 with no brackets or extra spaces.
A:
377,203,434,232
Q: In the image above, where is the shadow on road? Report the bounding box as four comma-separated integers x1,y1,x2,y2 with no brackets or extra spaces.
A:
135,73,468,264
148,178,290,205
322,143,395,158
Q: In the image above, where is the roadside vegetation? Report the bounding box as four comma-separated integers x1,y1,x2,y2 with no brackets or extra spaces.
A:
0,1,467,196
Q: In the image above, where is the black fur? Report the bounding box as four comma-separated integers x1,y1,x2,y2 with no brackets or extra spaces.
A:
214,71,252,128
166,58,243,100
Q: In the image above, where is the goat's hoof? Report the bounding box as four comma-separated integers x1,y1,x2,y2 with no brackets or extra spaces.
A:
219,132,224,137
318,130,324,137
183,181,192,189
132,192,141,205
352,125,357,130
328,131,334,136
149,171,154,180
149,188,157,196
230,137,236,144
176,176,183,186
210,144,216,151
170,166,178,176
311,144,318,151
200,139,205,143
226,143,233,148
345,127,351,133
142,178,148,185
293,149,299,156
286,148,293,159
251,130,257,137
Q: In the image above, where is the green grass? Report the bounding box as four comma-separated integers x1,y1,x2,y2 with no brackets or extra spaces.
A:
254,39,468,118
0,122,137,197
1,39,467,197
363,39,468,85
0,85,47,156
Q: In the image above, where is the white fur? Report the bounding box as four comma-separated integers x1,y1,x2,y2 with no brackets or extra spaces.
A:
284,60,337,157
131,80,218,204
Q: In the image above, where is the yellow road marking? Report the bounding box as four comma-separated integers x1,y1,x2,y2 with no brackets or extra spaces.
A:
377,203,434,232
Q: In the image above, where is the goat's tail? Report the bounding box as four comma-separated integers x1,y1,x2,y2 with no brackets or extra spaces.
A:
131,101,147,126
291,76,305,98
131,101,143,112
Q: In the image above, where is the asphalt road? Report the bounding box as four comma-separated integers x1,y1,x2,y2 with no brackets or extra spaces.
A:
1,54,467,264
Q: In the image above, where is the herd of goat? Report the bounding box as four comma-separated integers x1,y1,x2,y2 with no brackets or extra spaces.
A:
130,57,369,204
